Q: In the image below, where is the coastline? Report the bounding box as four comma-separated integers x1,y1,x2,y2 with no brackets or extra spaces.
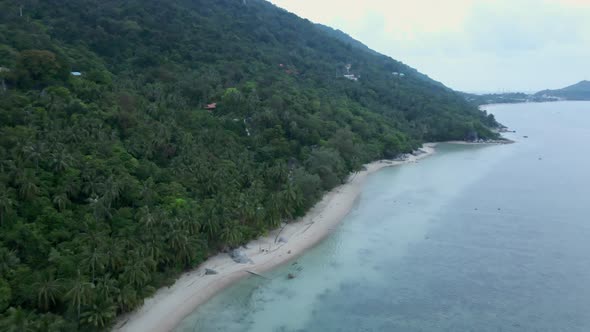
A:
113,143,437,332
446,139,515,145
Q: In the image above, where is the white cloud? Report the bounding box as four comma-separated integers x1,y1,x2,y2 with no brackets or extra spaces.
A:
270,0,590,92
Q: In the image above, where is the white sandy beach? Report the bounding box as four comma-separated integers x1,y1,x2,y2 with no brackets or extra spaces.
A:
113,143,437,332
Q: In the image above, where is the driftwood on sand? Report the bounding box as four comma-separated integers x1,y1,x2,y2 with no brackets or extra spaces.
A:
246,270,270,280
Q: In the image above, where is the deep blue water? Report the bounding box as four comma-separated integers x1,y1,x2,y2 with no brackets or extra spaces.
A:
176,101,590,332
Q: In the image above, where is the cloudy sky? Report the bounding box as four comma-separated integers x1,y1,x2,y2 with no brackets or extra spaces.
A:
269,0,590,93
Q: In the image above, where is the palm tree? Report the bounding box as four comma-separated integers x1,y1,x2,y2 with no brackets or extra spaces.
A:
91,197,112,221
117,285,139,313
103,240,125,272
49,149,73,173
65,270,94,321
139,178,158,205
220,221,242,247
22,143,43,169
52,193,69,212
137,206,158,230
0,248,20,275
102,175,121,207
16,170,39,200
33,272,63,311
80,247,106,282
140,240,164,264
64,127,83,144
201,199,221,238
280,181,303,218
120,254,154,288
95,275,119,302
34,313,70,332
0,307,36,332
0,186,15,226
78,224,107,251
82,176,103,199
266,193,283,228
80,299,117,328
168,228,193,266
120,263,148,289
178,214,201,237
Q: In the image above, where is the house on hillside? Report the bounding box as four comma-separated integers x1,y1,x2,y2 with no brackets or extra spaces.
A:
344,74,358,81
204,103,217,111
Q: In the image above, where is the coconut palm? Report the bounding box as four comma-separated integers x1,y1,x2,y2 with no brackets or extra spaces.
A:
103,240,125,272
33,272,63,311
0,186,15,225
49,149,73,173
0,247,20,275
201,199,221,238
16,170,39,200
81,177,102,198
52,193,69,212
117,285,139,313
22,143,44,169
102,175,121,207
279,182,300,218
65,270,94,321
137,206,158,229
80,246,106,282
220,221,242,247
80,299,117,328
78,224,107,251
120,254,154,288
95,275,120,302
167,227,194,266
0,307,36,332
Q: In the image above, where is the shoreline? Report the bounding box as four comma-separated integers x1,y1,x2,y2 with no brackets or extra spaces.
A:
446,139,515,145
113,143,437,332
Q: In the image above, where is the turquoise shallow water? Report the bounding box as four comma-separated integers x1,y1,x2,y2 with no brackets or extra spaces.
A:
176,101,590,332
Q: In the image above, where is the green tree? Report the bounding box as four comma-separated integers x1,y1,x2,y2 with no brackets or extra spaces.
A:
0,307,36,332
219,220,242,247
0,248,20,275
33,272,63,311
0,186,15,225
52,193,69,212
65,271,94,322
15,50,66,88
80,299,117,329
16,170,39,200
0,278,11,312
80,247,106,282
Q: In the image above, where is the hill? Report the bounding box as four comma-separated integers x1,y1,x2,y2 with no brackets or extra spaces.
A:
0,0,499,330
315,24,448,89
462,92,531,106
314,24,381,56
463,80,590,106
535,80,590,100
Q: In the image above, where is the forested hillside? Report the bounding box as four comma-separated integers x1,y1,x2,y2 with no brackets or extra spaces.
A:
535,80,590,100
0,0,499,330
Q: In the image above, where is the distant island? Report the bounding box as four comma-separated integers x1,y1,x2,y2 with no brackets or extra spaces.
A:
463,80,590,105
536,80,590,101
